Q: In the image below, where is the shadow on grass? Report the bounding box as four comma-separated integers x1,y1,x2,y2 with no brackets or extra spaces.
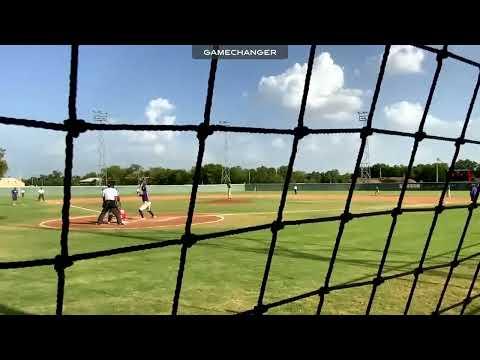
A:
465,304,480,315
71,229,479,293
77,229,181,243
0,304,32,315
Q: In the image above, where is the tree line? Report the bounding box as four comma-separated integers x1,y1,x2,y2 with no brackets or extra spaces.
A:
20,159,480,186
0,148,8,178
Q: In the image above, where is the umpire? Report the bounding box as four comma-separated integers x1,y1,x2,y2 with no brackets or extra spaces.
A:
97,182,124,225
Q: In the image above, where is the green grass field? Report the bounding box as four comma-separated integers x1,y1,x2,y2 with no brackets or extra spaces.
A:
1,190,479,315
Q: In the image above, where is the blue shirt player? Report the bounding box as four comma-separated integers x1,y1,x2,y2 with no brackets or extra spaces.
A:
470,183,478,202
11,187,18,206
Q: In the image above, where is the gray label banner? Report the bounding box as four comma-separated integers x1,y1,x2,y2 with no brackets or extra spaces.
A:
192,45,288,60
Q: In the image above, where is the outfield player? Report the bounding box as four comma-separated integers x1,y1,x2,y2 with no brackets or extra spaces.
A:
227,181,232,200
21,188,25,198
97,183,124,225
11,187,18,206
293,184,298,195
37,187,45,201
375,186,380,196
138,179,155,219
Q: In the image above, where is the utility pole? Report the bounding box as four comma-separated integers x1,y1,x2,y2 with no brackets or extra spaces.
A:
219,120,231,184
358,112,371,182
93,110,109,186
436,158,441,183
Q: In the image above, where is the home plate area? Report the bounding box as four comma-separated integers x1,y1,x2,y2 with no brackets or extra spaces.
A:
39,213,224,230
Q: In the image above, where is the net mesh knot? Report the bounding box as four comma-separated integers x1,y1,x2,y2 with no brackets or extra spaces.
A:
253,304,268,315
340,212,354,223
414,267,424,277
196,123,213,141
360,127,373,139
294,125,310,139
270,220,284,233
181,233,197,248
435,204,445,214
391,207,403,217
414,131,427,142
436,48,449,62
318,286,330,295
64,119,87,138
54,255,73,273
372,276,384,286
455,137,466,146
451,259,460,268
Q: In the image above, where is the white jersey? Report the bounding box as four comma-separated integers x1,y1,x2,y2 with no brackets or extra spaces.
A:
38,189,45,194
102,187,119,201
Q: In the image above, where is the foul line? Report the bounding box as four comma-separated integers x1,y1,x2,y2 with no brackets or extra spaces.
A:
71,205,101,214
217,203,455,217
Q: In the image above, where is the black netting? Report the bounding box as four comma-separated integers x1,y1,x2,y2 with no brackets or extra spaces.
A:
0,44,479,315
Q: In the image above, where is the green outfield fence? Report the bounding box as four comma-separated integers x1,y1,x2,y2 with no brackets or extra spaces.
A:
0,183,245,198
1,181,472,199
245,182,474,192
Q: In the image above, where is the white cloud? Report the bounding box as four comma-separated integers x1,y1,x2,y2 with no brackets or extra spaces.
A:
126,97,177,145
242,91,248,97
272,137,286,149
145,98,175,124
386,45,425,75
258,52,363,121
353,68,361,77
383,100,462,136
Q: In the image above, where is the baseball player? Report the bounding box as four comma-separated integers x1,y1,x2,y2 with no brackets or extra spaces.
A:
227,181,232,200
97,182,124,225
21,188,25,198
37,187,45,201
293,184,298,195
470,183,479,203
11,187,18,206
138,179,155,219
375,186,380,196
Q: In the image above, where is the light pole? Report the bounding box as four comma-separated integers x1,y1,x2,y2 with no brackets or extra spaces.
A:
436,158,441,183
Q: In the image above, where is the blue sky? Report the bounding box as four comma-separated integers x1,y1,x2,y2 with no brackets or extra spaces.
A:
1,45,480,178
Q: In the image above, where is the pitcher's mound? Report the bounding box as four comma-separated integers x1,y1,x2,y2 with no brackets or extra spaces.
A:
39,214,223,230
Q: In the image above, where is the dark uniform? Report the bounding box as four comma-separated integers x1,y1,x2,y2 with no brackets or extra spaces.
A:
138,181,155,218
11,188,18,206
227,182,232,199
470,184,478,202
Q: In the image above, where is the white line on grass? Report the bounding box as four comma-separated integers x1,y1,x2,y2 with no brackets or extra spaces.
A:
70,205,101,213
217,203,444,217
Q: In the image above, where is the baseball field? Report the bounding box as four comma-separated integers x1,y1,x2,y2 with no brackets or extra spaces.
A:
1,187,479,315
